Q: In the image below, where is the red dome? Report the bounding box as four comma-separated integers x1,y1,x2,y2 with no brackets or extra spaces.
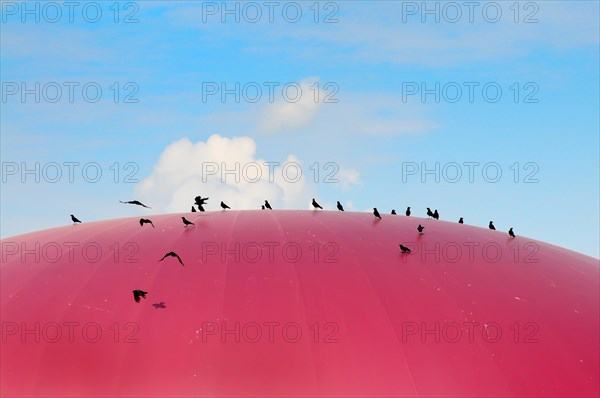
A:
1,211,598,397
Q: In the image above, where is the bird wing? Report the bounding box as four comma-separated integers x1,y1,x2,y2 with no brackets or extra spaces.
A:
175,254,184,266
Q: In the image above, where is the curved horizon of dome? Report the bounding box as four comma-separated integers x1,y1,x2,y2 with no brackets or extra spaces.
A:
1,210,598,397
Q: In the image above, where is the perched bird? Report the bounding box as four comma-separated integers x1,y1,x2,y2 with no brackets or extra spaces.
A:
433,210,439,220
264,200,272,210
427,208,434,218
194,196,209,206
261,205,265,210
417,224,425,234
312,198,323,209
197,204,205,212
70,214,82,224
373,208,382,219
139,218,155,228
337,201,344,211
132,290,147,303
181,216,194,226
152,302,166,309
159,251,184,266
489,221,496,230
191,206,197,212
405,207,411,216
220,201,230,210
509,228,516,238
399,244,411,254
119,200,151,208
391,209,397,215
458,217,464,224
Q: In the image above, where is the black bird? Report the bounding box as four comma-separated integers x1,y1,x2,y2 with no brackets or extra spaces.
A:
139,218,155,228
427,208,434,218
405,207,411,216
198,204,205,212
70,214,82,224
132,290,147,303
220,201,230,210
399,244,411,254
159,251,184,266
391,209,397,215
152,302,166,309
191,206,197,212
264,200,272,210
181,216,194,226
373,208,381,219
337,201,344,211
458,217,464,224
194,196,209,206
433,210,439,220
312,198,323,209
509,228,515,238
261,205,265,210
417,224,425,234
489,221,496,230
119,200,151,208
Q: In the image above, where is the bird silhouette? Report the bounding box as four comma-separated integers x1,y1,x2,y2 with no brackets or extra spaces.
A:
191,206,197,212
139,218,155,228
261,205,265,210
399,244,411,253
220,201,230,210
509,228,515,238
159,251,184,266
152,302,166,309
264,200,272,210
197,204,205,212
181,217,194,226
427,208,434,218
194,196,209,206
337,201,344,211
405,207,411,216
132,290,147,303
458,217,464,224
373,208,381,219
433,210,439,220
70,214,82,224
312,198,323,209
119,200,151,208
489,221,496,230
391,209,397,215
417,224,425,234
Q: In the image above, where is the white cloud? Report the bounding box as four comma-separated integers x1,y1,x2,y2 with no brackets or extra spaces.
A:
135,134,318,212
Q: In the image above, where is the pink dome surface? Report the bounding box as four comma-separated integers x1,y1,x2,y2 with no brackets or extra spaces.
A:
1,210,598,397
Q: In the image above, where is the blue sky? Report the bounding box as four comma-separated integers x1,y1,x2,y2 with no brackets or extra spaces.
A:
1,1,599,258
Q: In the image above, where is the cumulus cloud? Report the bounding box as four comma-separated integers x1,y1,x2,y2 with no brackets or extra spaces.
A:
135,134,320,212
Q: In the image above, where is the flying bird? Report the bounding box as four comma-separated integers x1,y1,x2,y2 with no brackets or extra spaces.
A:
417,224,424,235
220,201,230,210
194,196,209,206
399,244,411,253
373,208,381,219
181,217,194,226
509,228,515,238
433,210,439,220
159,251,184,266
312,198,323,209
191,206,197,212
139,218,155,228
119,200,151,208
458,217,464,224
337,201,344,211
264,200,272,210
405,207,411,216
70,214,82,224
152,302,166,309
427,208,434,218
132,290,147,303
489,221,496,230
391,209,397,215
